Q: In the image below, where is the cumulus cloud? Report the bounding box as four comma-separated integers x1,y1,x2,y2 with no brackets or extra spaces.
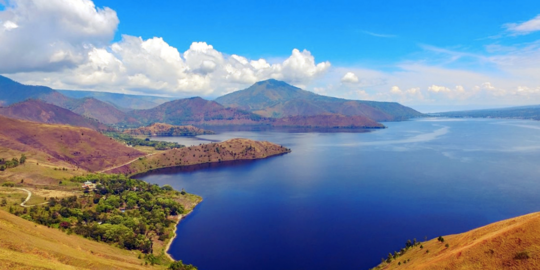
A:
0,0,118,73
341,72,359,83
505,14,540,35
1,0,540,110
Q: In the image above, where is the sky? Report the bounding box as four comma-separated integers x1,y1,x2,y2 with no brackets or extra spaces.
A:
0,0,540,112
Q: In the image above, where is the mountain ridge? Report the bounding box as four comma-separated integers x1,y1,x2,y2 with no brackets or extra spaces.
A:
215,79,423,121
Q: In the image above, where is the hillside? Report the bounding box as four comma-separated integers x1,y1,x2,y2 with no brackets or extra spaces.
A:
270,114,385,128
436,105,540,120
0,115,144,172
0,99,110,131
372,212,540,270
124,123,215,136
130,97,264,126
107,138,291,175
58,89,175,110
53,97,140,126
215,79,423,121
0,209,162,270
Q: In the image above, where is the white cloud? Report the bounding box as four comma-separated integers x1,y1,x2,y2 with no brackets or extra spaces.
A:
341,72,359,83
2,20,18,30
505,14,540,35
0,0,118,73
1,0,540,110
428,85,451,93
7,33,331,96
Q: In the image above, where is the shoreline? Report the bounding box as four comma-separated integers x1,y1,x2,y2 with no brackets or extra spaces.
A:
164,199,202,261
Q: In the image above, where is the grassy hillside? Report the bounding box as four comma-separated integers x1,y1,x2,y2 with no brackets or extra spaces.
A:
57,97,141,126
0,100,110,131
0,116,144,172
107,138,291,175
215,79,423,121
0,208,164,270
124,123,215,136
372,212,540,270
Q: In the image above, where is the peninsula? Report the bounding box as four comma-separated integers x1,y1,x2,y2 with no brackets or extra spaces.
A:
106,138,291,175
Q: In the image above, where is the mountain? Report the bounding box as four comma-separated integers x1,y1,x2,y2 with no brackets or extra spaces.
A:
48,97,140,126
0,115,144,171
372,211,540,270
0,75,70,106
130,97,264,126
0,76,141,126
58,89,175,110
0,99,110,131
124,123,215,136
436,105,540,120
215,79,423,121
270,114,385,128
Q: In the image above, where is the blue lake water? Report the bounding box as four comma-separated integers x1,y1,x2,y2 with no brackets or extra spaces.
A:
139,118,540,270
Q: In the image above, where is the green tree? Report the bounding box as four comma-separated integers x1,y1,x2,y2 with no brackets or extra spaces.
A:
19,154,26,164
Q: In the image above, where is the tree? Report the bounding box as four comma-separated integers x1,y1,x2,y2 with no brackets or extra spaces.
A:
19,154,26,164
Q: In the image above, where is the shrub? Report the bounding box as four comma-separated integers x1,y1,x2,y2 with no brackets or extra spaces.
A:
514,251,530,260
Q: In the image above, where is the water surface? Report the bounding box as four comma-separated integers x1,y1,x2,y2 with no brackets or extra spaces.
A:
139,118,540,270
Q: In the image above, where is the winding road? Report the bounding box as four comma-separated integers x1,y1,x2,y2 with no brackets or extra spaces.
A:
14,188,48,208
98,153,154,173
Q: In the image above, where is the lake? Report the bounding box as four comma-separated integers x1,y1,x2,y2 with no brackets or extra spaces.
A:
138,118,540,270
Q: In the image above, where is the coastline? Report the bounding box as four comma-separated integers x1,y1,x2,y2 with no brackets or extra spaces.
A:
165,199,202,261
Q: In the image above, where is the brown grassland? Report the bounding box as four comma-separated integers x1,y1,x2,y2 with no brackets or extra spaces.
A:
106,138,291,175
0,209,164,270
0,115,145,173
374,212,540,270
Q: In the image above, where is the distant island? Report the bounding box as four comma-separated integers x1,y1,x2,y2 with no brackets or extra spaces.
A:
434,105,540,120
124,123,216,137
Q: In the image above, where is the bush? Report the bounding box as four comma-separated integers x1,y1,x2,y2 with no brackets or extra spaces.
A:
514,251,530,260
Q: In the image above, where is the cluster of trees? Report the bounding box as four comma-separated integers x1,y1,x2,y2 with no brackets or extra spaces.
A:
380,238,422,265
9,174,184,255
104,132,183,150
0,154,26,171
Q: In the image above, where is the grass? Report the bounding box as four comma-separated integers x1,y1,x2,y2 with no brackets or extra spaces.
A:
0,209,165,269
372,212,540,270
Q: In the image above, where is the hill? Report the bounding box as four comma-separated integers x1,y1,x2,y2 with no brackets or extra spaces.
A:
436,105,540,120
0,115,144,172
372,212,540,270
130,97,264,126
107,138,291,175
215,79,423,121
0,76,140,126
0,99,110,131
270,114,385,128
52,97,141,126
124,123,215,136
58,89,175,110
0,209,163,270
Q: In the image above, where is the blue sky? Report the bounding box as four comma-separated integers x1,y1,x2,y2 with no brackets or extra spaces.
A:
91,0,539,65
1,0,540,111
